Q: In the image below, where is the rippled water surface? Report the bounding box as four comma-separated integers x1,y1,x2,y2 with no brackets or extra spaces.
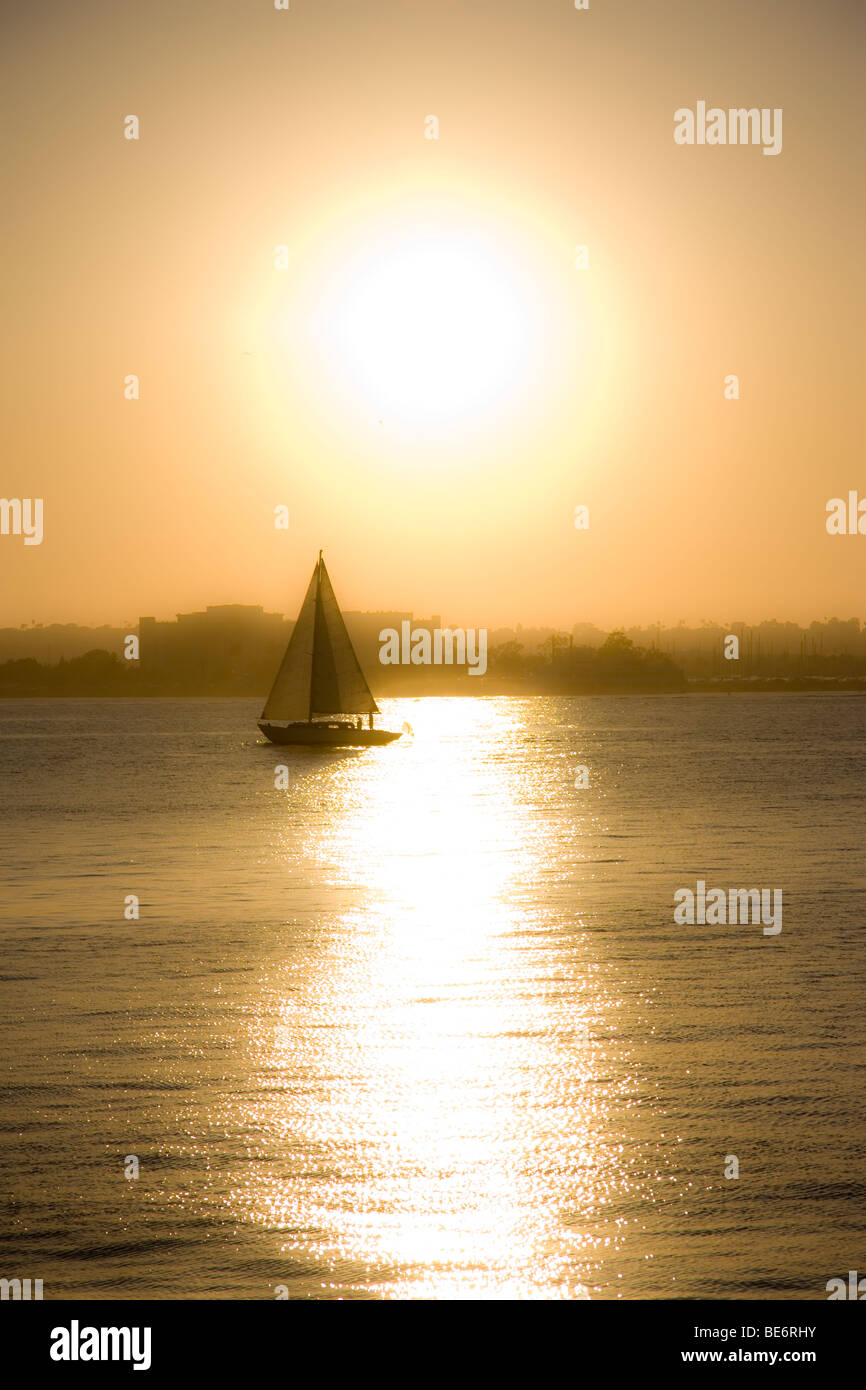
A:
1,695,864,1299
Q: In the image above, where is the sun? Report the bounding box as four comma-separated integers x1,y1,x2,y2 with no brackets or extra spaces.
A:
320,232,535,428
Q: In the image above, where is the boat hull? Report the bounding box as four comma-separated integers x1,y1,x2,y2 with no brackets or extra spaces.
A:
258,721,402,747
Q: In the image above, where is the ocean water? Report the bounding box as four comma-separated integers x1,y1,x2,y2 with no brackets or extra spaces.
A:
1,694,864,1301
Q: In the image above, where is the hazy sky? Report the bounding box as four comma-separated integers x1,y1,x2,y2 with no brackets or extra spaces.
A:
3,0,864,629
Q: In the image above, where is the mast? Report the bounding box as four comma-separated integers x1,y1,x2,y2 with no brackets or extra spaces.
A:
308,554,321,723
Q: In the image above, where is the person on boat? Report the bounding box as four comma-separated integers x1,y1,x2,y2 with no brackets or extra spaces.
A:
367,712,373,730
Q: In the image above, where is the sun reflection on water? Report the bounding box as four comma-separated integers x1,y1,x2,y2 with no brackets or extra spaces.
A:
220,700,655,1298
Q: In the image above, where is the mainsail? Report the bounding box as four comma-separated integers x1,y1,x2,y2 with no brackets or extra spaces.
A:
260,554,379,722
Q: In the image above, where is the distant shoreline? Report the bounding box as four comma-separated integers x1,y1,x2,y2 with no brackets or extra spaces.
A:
2,682,865,700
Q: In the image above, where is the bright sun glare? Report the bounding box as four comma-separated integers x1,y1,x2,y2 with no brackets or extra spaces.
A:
323,235,534,427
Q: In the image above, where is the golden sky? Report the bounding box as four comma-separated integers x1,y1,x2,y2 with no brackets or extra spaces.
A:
3,0,864,629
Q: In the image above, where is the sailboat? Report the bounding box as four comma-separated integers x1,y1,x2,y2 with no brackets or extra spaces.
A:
257,553,403,747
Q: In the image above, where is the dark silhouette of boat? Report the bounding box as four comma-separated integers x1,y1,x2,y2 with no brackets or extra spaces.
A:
258,553,403,747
